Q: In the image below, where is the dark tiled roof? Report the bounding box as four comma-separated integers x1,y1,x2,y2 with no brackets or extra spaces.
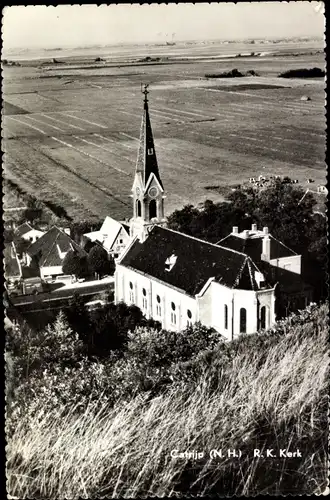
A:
15,222,33,238
218,234,297,261
120,226,264,296
27,226,87,267
122,223,131,235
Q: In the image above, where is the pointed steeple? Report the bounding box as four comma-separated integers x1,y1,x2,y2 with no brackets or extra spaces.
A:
130,84,166,242
135,84,163,190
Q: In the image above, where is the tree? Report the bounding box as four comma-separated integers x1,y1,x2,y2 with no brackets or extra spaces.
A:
65,291,92,349
19,198,43,224
87,245,115,279
62,250,89,278
13,236,30,258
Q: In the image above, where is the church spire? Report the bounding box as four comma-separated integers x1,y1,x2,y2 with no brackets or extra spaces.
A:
130,84,166,242
135,84,163,189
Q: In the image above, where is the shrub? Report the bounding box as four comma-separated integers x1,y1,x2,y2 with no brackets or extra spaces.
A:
6,303,329,497
62,249,89,278
279,67,325,78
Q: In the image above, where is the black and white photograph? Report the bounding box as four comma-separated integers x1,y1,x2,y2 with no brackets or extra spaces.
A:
3,2,328,497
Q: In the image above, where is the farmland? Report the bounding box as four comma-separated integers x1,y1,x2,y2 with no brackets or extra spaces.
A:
2,39,326,222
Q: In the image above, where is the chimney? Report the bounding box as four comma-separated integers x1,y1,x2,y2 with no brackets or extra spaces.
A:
263,226,269,235
251,223,257,232
243,229,250,238
232,226,239,234
261,235,271,261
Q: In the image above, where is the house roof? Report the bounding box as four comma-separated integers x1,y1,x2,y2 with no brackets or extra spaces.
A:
27,226,87,267
218,233,297,261
15,222,33,238
84,216,128,251
120,226,268,296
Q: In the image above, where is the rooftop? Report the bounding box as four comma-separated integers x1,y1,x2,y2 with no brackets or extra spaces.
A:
218,225,297,261
120,226,269,296
27,226,87,267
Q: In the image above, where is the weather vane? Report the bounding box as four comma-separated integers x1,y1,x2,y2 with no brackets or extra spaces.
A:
141,83,150,102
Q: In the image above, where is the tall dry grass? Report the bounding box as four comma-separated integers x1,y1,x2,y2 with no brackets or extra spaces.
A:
7,308,328,498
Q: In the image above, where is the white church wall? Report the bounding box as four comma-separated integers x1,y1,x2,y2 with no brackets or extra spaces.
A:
232,289,258,337
256,288,276,329
115,265,197,331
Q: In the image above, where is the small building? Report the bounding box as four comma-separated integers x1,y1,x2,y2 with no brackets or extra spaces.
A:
26,226,88,280
84,216,131,259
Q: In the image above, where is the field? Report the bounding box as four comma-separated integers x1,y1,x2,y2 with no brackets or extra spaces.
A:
3,40,326,222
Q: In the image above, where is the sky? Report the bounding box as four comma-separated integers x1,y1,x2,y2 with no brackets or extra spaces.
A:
2,2,325,50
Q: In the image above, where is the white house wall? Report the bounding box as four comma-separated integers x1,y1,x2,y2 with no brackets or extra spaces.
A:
269,255,301,275
22,229,45,244
40,265,63,279
110,227,131,257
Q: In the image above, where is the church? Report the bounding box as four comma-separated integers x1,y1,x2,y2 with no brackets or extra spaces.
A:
114,86,312,340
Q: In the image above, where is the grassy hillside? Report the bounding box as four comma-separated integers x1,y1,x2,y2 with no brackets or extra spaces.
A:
6,303,328,497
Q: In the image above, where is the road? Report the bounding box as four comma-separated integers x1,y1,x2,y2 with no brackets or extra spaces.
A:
10,278,114,311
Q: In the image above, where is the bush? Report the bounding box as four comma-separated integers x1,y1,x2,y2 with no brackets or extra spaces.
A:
62,249,89,278
279,67,325,78
6,303,329,497
87,245,115,278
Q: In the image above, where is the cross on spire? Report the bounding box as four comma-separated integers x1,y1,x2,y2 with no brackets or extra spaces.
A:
141,83,149,105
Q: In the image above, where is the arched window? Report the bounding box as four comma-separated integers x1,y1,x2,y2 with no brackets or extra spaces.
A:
187,309,192,326
240,308,247,334
224,304,228,330
171,302,176,325
136,200,141,217
129,281,134,303
156,294,161,316
260,306,266,330
142,287,147,310
149,199,157,219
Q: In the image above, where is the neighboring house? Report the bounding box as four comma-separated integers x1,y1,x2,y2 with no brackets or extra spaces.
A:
217,225,313,316
4,243,22,282
84,216,131,258
15,222,45,244
26,226,88,280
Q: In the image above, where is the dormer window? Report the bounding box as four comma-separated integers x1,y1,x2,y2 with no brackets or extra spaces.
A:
255,271,265,288
165,254,177,272
147,148,154,155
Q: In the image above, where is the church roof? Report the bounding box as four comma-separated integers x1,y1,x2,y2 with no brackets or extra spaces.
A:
218,233,297,261
119,226,269,296
27,226,86,267
135,90,163,190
